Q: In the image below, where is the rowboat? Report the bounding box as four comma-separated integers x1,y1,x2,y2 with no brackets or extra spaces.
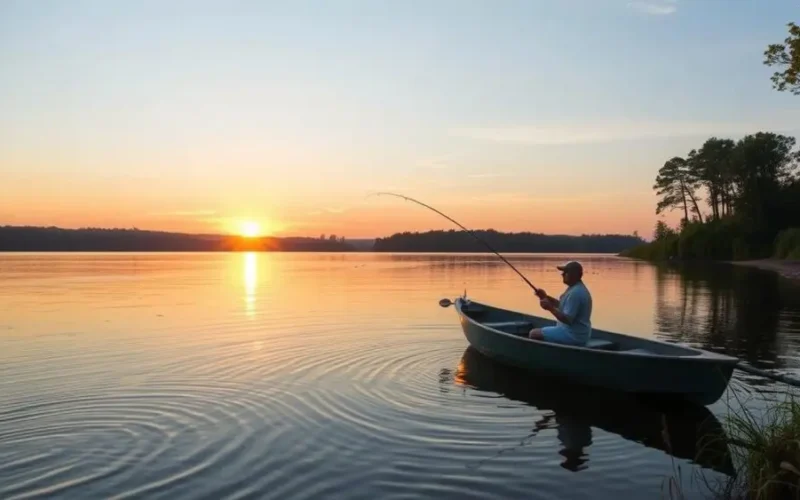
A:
447,296,739,405
455,346,734,475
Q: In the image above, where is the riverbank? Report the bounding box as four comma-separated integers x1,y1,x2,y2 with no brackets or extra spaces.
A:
730,259,800,282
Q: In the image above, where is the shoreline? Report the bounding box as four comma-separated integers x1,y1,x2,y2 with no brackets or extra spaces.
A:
730,259,800,282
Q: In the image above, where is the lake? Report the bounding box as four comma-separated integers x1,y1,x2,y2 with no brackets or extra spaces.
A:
2,253,800,499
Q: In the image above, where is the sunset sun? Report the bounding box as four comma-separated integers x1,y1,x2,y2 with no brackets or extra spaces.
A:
239,221,262,238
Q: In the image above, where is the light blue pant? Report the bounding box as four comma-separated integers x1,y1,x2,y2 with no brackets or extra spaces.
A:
541,325,584,346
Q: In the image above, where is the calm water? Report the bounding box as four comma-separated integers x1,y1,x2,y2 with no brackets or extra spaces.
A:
1,253,800,499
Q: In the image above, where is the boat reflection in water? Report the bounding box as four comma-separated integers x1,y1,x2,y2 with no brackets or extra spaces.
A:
453,347,735,475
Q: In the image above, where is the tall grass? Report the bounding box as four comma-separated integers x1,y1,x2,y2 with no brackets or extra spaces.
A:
723,396,800,499
664,388,800,500
774,228,800,260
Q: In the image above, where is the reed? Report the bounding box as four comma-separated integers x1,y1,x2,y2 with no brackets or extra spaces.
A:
663,386,800,499
723,396,800,499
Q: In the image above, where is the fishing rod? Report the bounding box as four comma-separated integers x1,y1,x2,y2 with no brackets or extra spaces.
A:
371,195,800,388
372,192,540,293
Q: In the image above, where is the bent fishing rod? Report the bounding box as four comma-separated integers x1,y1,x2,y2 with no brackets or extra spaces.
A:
372,192,540,294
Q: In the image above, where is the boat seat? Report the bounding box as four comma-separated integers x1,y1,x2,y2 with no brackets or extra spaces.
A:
484,321,533,331
586,339,618,351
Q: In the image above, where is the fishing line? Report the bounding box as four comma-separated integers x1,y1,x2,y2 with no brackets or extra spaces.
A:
370,192,539,293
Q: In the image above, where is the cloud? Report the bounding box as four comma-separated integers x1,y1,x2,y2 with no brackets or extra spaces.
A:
307,207,348,216
627,0,677,15
451,117,800,145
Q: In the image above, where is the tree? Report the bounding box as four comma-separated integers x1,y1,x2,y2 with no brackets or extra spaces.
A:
764,22,800,95
689,138,736,220
654,157,703,223
731,132,799,231
653,220,675,241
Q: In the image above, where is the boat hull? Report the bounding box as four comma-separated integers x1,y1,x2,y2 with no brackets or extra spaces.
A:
455,298,736,406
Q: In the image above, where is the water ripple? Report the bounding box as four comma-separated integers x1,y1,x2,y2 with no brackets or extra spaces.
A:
2,253,791,499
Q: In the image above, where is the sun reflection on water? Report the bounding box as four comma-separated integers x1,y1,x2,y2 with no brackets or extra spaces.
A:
244,252,257,317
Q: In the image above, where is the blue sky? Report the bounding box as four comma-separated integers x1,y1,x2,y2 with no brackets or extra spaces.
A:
1,0,798,237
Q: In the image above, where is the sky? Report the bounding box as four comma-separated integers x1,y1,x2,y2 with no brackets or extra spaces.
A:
1,0,799,239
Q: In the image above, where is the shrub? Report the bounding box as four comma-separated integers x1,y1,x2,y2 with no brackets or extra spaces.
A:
775,228,800,260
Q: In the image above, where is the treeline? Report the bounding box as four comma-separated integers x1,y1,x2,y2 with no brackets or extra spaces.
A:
0,226,356,252
372,229,644,253
622,131,800,261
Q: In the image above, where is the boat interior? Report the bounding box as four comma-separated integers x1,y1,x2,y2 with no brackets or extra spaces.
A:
459,299,706,357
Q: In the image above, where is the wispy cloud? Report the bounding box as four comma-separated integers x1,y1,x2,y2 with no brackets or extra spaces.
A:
627,0,677,15
307,207,348,216
452,117,800,145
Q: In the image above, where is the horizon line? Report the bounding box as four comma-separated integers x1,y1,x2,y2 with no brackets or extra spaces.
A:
0,224,644,240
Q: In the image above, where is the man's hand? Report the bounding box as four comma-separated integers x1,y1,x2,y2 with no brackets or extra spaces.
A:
540,299,554,311
535,288,548,300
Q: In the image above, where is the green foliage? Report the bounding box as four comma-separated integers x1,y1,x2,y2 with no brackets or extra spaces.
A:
654,220,677,241
690,138,737,221
775,228,800,259
733,133,800,234
372,229,645,253
654,157,702,222
764,22,800,95
633,130,800,262
677,220,745,260
722,398,800,499
623,219,779,261
620,222,679,260
620,236,678,260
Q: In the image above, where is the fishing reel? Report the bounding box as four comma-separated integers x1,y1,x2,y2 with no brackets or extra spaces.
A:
439,289,468,308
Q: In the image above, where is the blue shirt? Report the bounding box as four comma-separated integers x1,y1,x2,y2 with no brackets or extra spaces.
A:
557,281,592,342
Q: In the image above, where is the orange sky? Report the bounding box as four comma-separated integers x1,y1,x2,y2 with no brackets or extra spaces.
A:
2,2,796,240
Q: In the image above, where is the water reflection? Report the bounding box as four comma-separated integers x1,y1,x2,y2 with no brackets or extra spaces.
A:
244,252,257,316
654,263,800,369
451,347,734,476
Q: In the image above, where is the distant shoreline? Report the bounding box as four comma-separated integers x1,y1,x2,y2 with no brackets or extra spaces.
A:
730,259,800,282
0,250,622,254
0,226,644,254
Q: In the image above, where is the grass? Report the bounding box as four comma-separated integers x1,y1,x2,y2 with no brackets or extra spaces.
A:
723,396,800,499
663,387,800,500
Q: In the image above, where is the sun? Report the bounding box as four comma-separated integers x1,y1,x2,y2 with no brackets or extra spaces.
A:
239,221,262,238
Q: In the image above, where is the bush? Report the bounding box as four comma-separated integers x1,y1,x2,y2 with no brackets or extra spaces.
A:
678,220,738,260
620,234,679,260
775,228,800,259
622,220,796,262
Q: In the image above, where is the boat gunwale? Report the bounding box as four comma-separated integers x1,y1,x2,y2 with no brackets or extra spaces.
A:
455,298,739,364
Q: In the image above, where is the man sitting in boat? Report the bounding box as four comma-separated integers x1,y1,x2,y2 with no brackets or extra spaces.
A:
528,261,592,346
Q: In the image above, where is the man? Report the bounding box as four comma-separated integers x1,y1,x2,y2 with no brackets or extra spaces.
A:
528,261,592,346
